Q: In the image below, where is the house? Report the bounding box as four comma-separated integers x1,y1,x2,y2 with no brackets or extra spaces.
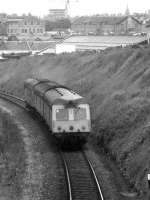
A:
6,15,45,39
115,16,143,34
71,16,143,35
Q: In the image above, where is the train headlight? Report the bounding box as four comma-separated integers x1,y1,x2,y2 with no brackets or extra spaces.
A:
69,126,74,131
57,126,61,131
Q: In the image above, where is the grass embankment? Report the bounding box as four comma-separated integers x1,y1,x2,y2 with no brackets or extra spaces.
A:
0,45,150,194
0,107,26,200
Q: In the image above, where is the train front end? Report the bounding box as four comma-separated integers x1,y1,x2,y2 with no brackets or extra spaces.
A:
52,101,91,145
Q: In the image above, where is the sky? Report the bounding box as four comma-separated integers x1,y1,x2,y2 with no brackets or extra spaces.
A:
0,0,150,17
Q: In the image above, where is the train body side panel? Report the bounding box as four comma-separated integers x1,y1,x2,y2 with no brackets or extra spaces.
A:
44,103,49,124
43,103,52,129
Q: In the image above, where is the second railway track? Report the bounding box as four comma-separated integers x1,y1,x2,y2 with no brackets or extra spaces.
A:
0,90,26,108
0,90,27,109
60,150,104,200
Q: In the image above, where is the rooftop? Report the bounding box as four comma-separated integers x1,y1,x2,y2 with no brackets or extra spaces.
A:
72,15,142,25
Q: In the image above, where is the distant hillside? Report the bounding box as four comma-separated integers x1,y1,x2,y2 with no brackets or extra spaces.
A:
0,45,150,195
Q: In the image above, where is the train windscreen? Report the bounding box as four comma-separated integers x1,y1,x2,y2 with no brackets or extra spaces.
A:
56,109,69,121
73,108,87,120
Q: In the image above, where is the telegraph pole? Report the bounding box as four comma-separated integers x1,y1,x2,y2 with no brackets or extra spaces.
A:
147,32,150,44
147,174,150,200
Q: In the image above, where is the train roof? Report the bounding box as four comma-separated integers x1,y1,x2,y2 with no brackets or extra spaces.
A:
25,78,86,105
45,86,84,105
24,78,39,88
44,91,85,106
24,78,59,89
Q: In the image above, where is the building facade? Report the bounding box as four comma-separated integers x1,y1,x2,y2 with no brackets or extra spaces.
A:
6,16,45,38
115,16,143,34
71,16,143,35
48,9,67,21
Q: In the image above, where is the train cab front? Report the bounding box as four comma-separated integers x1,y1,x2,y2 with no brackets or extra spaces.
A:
51,104,91,145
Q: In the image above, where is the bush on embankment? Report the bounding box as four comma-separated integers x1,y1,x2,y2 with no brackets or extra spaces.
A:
0,45,150,193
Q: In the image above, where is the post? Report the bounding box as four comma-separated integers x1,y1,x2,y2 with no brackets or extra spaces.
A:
147,33,150,45
146,174,150,200
148,174,150,189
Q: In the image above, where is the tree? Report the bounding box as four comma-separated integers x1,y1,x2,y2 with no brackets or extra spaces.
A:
45,18,71,31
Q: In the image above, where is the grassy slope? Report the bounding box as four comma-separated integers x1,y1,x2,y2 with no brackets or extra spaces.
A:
0,108,26,200
0,46,150,193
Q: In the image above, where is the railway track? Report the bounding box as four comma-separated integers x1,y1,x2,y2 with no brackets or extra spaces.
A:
0,91,104,200
0,90,26,108
60,150,104,200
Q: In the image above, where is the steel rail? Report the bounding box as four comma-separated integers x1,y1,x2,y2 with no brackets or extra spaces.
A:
83,151,104,200
0,90,26,108
60,151,72,200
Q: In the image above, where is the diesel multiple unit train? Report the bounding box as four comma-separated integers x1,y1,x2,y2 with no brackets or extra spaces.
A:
24,78,91,144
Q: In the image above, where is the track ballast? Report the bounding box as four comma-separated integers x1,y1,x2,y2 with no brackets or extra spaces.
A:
60,150,104,200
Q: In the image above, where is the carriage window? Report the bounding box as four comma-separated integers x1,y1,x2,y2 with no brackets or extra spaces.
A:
74,108,87,120
56,109,68,121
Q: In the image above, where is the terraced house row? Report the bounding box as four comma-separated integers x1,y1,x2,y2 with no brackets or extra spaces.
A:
71,15,147,35
0,13,150,39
